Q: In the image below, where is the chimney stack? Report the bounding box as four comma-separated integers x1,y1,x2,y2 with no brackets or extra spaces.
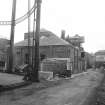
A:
61,30,66,40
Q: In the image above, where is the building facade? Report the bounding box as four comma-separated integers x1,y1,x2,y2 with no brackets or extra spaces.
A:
15,29,74,66
14,29,87,74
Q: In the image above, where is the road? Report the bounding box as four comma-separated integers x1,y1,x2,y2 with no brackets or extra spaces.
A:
0,69,104,105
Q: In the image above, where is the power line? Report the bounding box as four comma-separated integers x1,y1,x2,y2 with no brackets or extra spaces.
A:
0,1,37,25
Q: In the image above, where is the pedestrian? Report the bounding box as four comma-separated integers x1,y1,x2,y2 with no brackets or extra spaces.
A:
23,65,32,81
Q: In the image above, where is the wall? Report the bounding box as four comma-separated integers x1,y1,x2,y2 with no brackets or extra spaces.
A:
14,45,73,66
14,45,85,74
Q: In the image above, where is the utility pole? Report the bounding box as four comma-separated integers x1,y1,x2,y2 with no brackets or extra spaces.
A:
8,0,17,73
28,0,31,65
31,0,41,82
32,0,37,68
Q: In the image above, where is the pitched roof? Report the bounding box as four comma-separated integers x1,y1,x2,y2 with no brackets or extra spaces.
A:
15,29,73,47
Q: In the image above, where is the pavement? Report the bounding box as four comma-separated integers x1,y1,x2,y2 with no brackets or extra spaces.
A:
0,73,31,91
0,73,24,85
0,71,87,86
0,69,97,92
0,69,103,105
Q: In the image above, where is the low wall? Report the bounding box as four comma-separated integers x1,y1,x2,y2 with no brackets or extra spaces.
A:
39,71,53,80
40,58,73,76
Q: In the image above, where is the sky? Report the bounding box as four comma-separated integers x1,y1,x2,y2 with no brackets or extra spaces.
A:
0,0,105,53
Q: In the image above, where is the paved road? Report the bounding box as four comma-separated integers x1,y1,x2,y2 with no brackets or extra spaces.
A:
0,73,23,86
0,69,103,105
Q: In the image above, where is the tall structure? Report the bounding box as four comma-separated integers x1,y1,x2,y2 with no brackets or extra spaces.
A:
69,34,84,48
61,30,66,40
28,0,31,65
8,0,17,73
31,0,42,82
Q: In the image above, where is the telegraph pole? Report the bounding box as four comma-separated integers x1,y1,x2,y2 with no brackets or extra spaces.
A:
28,0,31,65
8,0,17,73
32,0,36,69
31,0,41,82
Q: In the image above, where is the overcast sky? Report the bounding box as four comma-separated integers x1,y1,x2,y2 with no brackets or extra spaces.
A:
0,0,105,53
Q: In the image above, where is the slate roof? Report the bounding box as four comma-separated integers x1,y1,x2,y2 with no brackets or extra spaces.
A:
15,29,73,47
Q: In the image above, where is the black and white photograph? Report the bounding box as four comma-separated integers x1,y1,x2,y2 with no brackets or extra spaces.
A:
0,0,104,105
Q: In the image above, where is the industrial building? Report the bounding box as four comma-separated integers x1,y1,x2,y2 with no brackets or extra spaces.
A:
14,29,89,74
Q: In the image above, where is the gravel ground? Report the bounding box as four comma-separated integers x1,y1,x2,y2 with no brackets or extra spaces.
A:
0,69,104,105
85,70,105,105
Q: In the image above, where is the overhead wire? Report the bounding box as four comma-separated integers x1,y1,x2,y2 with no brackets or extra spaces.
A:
0,1,37,25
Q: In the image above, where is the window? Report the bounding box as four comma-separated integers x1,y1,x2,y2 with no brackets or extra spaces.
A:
0,61,5,67
17,51,20,55
40,54,46,61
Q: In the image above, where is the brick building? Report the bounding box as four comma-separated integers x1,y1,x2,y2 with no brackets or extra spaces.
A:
0,38,10,71
14,29,74,66
63,34,86,73
14,29,87,74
